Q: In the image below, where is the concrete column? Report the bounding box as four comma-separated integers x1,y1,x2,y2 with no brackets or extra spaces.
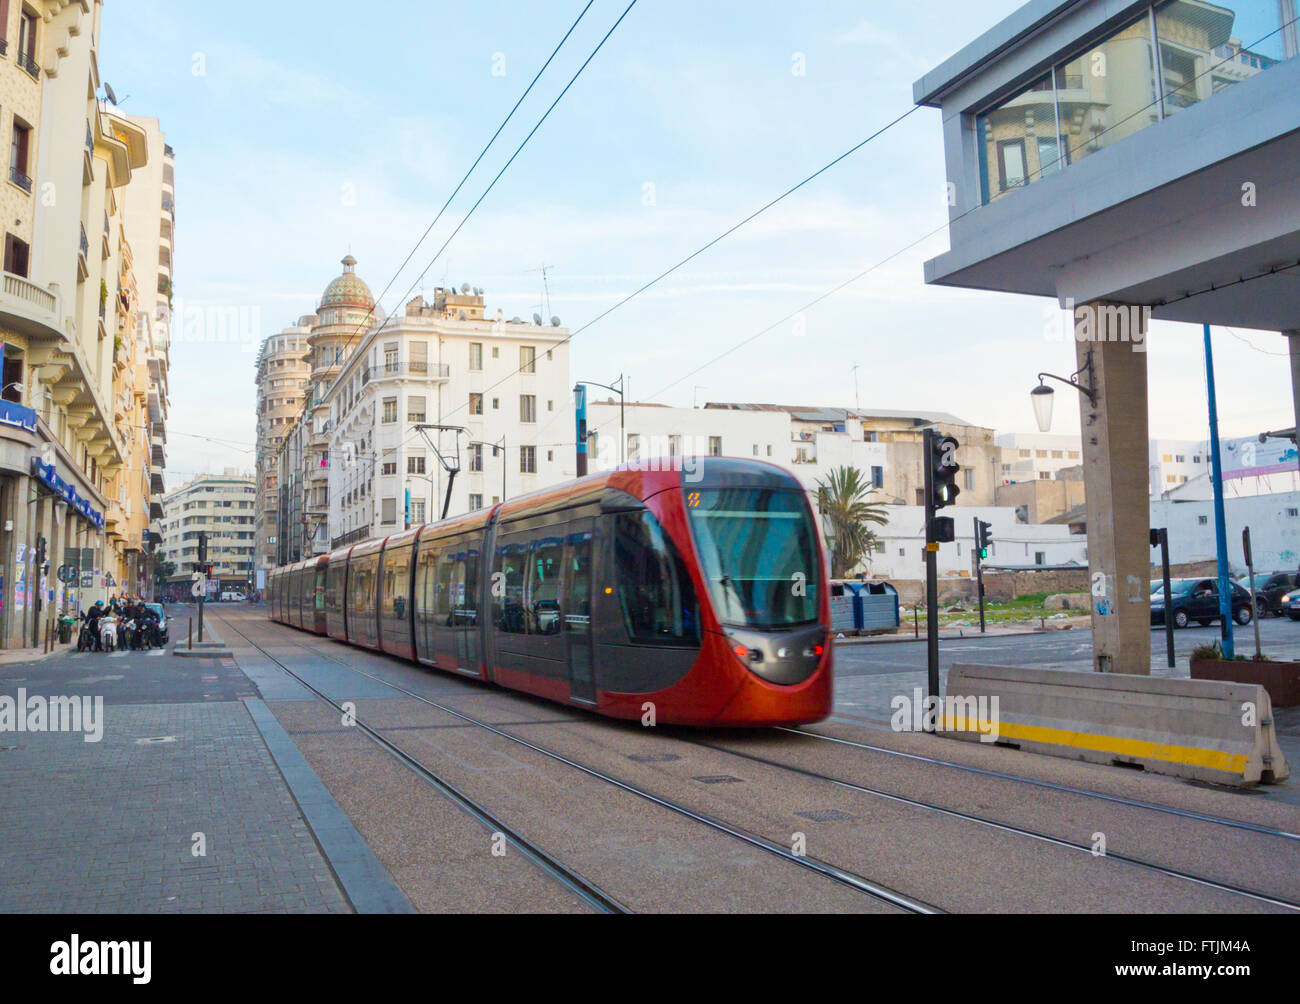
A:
1076,303,1151,675
1288,331,1300,436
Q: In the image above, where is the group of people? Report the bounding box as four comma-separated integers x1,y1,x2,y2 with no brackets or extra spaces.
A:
79,596,162,653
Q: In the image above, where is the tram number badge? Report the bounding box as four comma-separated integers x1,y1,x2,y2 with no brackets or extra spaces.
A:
687,492,701,508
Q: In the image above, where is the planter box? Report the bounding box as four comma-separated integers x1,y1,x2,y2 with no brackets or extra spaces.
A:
1190,656,1300,708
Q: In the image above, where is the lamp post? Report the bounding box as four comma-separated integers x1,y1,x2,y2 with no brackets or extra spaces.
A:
575,375,626,469
1028,349,1098,432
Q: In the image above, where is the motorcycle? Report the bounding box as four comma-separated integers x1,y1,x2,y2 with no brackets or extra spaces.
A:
99,615,119,653
121,617,138,651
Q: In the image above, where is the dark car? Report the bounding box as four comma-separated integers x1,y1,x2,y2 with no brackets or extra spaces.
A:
1245,572,1298,617
1150,578,1254,629
1280,589,1300,621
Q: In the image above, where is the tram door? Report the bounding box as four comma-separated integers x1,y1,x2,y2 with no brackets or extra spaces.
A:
562,523,596,704
453,544,482,676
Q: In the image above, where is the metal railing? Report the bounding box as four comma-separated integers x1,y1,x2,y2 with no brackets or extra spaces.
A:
8,165,31,193
79,224,89,257
17,49,38,79
363,361,448,381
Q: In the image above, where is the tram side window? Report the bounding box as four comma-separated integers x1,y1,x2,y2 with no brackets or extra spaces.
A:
384,553,410,619
459,548,481,626
527,538,562,635
613,512,699,647
493,540,527,634
325,565,343,613
351,562,375,614
415,547,437,617
435,549,455,625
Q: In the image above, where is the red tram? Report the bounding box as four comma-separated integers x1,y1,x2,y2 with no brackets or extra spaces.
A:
267,458,831,726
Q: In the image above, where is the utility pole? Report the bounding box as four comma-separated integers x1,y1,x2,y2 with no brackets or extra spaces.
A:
1204,324,1235,658
1243,527,1262,660
974,518,992,634
196,530,207,643
1151,527,1175,669
574,384,588,477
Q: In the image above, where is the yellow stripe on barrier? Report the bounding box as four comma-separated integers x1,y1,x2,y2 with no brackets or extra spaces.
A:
940,715,1251,774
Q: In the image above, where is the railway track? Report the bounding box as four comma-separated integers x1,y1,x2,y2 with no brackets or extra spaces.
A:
210,612,940,914
211,610,1300,913
777,727,1300,842
680,737,1300,912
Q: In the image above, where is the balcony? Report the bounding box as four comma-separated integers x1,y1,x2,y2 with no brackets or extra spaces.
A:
8,165,31,193
17,49,38,80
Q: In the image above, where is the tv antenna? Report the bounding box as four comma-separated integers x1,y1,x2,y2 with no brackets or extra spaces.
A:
526,263,554,319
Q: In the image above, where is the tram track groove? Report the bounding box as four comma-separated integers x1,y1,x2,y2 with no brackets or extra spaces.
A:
211,615,627,914
212,612,941,914
679,737,1300,912
778,727,1300,842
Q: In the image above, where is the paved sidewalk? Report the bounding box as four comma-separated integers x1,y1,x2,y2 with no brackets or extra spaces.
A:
0,642,353,913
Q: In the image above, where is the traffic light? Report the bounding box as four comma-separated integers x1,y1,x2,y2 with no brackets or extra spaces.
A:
197,531,208,565
929,434,961,510
976,520,993,561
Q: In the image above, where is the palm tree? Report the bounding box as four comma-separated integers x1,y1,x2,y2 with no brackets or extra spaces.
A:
816,466,890,579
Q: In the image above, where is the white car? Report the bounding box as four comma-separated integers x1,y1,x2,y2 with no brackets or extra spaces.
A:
219,591,246,602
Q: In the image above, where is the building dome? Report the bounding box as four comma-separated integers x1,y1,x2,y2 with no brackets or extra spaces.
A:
319,255,375,311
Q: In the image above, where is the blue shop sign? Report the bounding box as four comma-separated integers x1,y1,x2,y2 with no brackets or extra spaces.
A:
0,400,36,433
29,457,105,529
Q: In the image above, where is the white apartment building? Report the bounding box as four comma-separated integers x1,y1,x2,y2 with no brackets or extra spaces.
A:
866,505,1087,582
325,292,571,545
1151,491,1300,576
585,401,889,501
158,469,256,598
1149,438,1208,497
995,432,1083,482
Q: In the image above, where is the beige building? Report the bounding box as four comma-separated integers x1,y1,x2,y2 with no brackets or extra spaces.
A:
254,320,311,579
856,409,999,508
158,470,256,599
0,1,171,646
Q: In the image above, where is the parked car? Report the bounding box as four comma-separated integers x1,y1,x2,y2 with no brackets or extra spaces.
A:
1280,589,1300,621
1244,572,1298,616
1150,578,1254,629
219,590,246,603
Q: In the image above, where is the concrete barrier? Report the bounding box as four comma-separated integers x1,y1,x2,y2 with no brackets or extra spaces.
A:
945,664,1290,787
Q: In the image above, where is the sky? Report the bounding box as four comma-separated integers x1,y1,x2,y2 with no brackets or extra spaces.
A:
97,0,1298,487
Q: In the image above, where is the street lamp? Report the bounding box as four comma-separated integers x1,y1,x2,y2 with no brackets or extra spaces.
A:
1029,348,1097,432
574,375,625,467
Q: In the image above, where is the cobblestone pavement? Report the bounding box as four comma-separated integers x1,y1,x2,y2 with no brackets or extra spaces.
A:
0,641,351,913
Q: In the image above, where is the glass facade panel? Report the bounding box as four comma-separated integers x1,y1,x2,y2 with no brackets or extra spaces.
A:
976,74,1056,203
973,3,1296,205
1157,0,1294,117
1055,15,1159,169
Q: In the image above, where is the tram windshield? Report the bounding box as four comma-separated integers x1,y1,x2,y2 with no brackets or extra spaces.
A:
686,486,820,629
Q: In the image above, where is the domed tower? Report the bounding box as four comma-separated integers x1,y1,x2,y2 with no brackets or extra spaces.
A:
302,255,376,551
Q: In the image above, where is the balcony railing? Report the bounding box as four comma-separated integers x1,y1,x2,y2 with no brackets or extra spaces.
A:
363,362,449,381
3,272,56,314
79,224,89,257
17,49,38,79
0,39,8,57
9,165,31,193
85,123,93,154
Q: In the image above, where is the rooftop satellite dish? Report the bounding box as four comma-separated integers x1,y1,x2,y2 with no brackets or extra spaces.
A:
511,317,522,324
474,287,483,296
104,82,119,105
550,316,561,327
532,313,543,326
460,283,471,295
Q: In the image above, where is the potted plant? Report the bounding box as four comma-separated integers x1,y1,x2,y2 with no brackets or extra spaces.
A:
1189,643,1300,707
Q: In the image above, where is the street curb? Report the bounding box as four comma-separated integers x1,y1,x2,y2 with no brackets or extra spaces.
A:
833,627,1079,646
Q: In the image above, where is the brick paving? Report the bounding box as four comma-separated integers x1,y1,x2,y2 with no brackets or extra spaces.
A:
0,648,351,913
